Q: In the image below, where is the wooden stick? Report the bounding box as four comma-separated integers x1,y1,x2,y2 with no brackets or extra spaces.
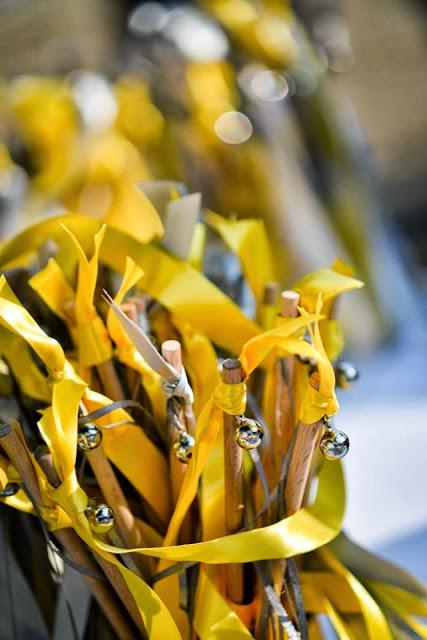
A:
221,358,245,603
258,281,279,330
96,360,126,402
0,422,42,502
275,291,301,461
35,447,144,638
121,302,140,398
0,424,135,640
284,374,325,515
161,339,194,543
79,404,150,578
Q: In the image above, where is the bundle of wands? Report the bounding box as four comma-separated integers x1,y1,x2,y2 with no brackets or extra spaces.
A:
0,188,425,639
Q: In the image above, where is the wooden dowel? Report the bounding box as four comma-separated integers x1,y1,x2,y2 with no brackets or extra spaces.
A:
263,282,280,307
258,281,280,330
0,422,43,503
78,404,150,578
35,447,143,638
0,427,136,640
284,374,325,515
96,360,125,402
121,302,140,398
161,339,194,543
275,291,301,460
221,358,245,603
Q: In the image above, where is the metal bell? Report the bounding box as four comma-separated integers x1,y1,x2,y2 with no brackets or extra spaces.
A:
235,417,264,450
0,482,19,498
172,431,195,463
319,428,350,460
86,503,115,535
77,423,102,451
335,361,359,390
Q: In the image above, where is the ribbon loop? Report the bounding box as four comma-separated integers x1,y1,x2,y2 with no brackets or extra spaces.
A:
213,380,246,415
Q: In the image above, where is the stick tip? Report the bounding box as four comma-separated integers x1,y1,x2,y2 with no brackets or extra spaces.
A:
262,281,279,306
221,358,243,384
279,290,300,318
161,340,182,370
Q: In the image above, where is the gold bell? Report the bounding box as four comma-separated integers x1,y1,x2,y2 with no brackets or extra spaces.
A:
77,423,102,451
319,426,350,460
235,416,264,450
85,502,115,535
335,361,359,390
0,482,19,498
172,431,195,464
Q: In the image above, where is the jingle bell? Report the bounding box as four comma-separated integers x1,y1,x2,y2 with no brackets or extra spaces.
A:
77,423,102,451
319,428,349,460
86,503,115,534
335,361,359,390
235,417,264,450
0,482,19,498
172,431,195,463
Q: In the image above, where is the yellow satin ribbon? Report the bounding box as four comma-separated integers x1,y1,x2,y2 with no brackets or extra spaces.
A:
65,131,164,243
318,548,393,639
62,224,113,367
29,257,75,322
114,76,165,148
0,328,51,402
36,378,181,639
0,276,65,375
106,256,165,424
294,261,364,360
0,214,260,355
193,566,254,639
0,273,169,523
366,580,427,638
202,0,297,67
205,211,276,308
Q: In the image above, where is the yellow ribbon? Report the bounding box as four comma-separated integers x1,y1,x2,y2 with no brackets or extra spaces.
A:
0,214,260,355
205,211,276,307
62,224,112,367
318,548,393,639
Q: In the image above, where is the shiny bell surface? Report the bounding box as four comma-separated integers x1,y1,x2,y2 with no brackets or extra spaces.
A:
235,417,264,450
172,431,195,463
335,361,359,390
77,423,102,451
0,482,20,498
86,503,115,534
319,428,350,460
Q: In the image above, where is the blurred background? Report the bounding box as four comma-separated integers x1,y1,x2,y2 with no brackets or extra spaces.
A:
0,0,426,608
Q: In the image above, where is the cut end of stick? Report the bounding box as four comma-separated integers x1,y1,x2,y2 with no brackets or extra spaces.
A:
222,358,243,384
279,290,300,318
161,340,183,373
263,281,279,306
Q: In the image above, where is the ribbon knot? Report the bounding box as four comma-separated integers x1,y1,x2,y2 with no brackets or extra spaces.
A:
213,381,246,416
49,473,89,520
161,368,194,406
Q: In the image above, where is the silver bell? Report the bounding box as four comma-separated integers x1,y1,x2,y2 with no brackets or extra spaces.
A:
0,482,19,498
319,428,350,460
77,423,102,451
85,502,115,534
172,431,195,464
235,417,264,450
335,361,359,390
